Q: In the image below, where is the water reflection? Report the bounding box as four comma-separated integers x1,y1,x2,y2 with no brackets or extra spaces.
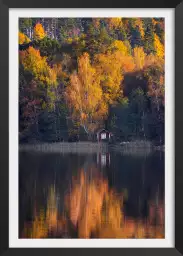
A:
20,151,164,238
97,152,111,167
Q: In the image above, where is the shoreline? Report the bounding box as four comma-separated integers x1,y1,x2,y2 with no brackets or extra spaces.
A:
19,141,164,155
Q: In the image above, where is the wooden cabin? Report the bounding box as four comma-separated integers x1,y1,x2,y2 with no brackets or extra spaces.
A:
96,129,112,142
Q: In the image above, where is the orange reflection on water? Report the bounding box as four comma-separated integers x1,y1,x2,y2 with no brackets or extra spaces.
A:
21,168,164,239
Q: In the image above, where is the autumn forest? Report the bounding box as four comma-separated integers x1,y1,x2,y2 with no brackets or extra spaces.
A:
19,17,165,239
19,17,164,144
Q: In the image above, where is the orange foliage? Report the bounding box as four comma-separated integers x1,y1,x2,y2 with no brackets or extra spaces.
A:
66,53,106,134
120,55,135,73
33,23,46,40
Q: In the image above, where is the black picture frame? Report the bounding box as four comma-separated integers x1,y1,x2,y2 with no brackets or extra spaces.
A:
0,0,182,255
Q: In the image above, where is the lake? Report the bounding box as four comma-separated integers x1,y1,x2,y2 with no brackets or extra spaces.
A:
19,148,164,238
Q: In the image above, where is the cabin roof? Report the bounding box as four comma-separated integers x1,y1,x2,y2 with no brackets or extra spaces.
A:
96,128,110,134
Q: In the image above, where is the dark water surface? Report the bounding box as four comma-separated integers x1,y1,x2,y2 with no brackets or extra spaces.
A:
19,150,164,238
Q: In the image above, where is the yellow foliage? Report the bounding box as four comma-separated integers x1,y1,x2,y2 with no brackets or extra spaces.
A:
152,18,158,26
106,18,123,30
74,36,79,42
19,31,30,44
66,37,73,44
20,46,57,86
94,50,134,103
154,33,164,59
110,40,129,56
95,51,123,102
33,23,46,40
133,47,146,70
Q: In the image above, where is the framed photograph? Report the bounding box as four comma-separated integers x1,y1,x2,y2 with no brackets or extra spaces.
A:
0,0,182,255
